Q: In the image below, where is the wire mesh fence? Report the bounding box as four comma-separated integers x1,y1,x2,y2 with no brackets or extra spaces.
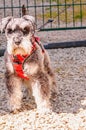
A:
0,0,86,31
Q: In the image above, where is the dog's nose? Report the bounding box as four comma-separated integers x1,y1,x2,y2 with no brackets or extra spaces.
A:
15,41,21,45
13,37,22,45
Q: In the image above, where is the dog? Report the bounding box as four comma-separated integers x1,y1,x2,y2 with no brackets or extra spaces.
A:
1,15,56,113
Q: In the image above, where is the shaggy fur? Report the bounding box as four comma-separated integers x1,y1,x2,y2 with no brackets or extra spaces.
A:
1,15,56,113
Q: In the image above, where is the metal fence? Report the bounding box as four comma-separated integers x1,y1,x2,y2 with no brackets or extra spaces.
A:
0,0,86,31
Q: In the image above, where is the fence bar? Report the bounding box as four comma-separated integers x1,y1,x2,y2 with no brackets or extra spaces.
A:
57,0,60,27
3,0,6,17
0,3,86,9
19,0,21,16
34,0,37,24
65,0,67,27
26,0,29,12
49,0,52,28
42,0,44,28
11,0,13,16
72,0,75,27
40,26,86,31
80,0,82,26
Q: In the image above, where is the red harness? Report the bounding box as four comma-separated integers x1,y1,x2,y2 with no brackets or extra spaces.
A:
12,36,43,80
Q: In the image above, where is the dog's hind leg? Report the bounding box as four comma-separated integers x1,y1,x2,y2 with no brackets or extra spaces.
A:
44,52,57,95
5,73,23,112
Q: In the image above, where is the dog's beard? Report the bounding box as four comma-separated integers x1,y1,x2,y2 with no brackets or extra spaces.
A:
7,36,32,55
13,47,27,55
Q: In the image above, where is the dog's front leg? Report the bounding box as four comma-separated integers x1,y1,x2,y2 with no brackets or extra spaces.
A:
32,73,51,113
5,72,23,112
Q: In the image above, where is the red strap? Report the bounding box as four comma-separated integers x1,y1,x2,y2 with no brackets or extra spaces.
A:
13,64,29,80
13,54,28,63
35,37,40,42
35,37,45,53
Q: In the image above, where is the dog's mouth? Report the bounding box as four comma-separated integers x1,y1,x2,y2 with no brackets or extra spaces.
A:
13,47,27,55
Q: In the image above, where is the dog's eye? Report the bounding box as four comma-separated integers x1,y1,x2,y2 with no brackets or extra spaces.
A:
7,28,13,34
23,27,30,36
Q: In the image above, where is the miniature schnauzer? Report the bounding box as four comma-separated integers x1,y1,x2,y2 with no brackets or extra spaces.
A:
1,15,56,113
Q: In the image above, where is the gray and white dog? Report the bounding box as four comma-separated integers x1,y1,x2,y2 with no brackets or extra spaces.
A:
1,15,56,113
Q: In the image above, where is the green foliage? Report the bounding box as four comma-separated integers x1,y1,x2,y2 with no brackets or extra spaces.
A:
37,0,86,23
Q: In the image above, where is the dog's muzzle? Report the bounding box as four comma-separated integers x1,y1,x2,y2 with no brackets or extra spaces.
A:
13,36,22,45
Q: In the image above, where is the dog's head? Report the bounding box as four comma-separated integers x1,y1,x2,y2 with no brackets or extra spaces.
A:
1,15,36,55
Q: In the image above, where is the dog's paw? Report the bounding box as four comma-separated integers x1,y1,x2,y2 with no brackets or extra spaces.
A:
7,96,21,113
7,102,21,113
37,106,52,115
37,102,52,114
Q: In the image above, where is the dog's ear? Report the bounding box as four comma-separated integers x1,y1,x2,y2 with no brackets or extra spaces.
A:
23,15,36,34
23,15,35,24
0,16,12,33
